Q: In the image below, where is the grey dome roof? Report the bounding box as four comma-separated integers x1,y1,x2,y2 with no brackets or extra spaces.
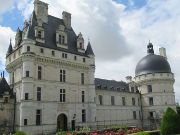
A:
135,54,171,76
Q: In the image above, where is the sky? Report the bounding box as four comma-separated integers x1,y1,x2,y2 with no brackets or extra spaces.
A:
0,0,180,103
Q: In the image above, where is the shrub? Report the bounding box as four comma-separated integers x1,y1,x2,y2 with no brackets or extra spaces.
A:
14,131,26,135
160,107,180,135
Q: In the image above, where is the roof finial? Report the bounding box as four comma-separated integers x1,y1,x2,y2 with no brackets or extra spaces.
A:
147,41,154,54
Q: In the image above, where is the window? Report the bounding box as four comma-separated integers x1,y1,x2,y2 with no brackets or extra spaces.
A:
40,48,44,53
111,96,115,105
62,36,65,44
59,35,62,44
62,53,68,58
13,53,16,59
149,97,154,106
37,87,41,101
81,73,84,85
131,87,134,92
82,109,86,122
25,93,29,100
52,51,55,56
74,56,77,60
82,91,85,103
18,49,21,55
26,71,29,77
24,119,27,126
133,111,137,119
149,112,154,118
147,85,152,93
83,58,86,63
38,31,42,38
60,89,66,102
132,98,136,106
80,43,82,49
98,95,103,105
60,70,66,82
4,97,9,103
122,97,126,106
36,110,41,125
38,66,42,80
27,46,30,52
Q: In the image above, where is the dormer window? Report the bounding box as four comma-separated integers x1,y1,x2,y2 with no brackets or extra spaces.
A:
38,31,42,38
77,32,85,53
35,26,45,43
56,26,68,49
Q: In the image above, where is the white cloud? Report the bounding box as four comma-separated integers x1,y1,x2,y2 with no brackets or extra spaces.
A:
0,26,15,67
0,0,14,22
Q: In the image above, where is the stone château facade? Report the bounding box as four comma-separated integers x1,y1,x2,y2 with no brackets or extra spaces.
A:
0,0,176,135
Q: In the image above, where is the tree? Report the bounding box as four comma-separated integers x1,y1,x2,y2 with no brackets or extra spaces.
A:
160,107,180,135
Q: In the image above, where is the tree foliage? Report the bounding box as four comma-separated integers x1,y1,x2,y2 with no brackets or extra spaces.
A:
160,107,180,135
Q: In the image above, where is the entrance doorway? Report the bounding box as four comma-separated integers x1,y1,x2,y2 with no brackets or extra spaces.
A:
57,114,67,131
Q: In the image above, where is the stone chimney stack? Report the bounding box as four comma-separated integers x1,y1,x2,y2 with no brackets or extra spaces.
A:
159,47,167,60
34,0,48,23
126,76,132,83
62,11,71,29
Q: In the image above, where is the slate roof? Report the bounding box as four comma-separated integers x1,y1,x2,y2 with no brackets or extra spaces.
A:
85,42,94,56
25,11,89,57
7,40,13,56
95,78,129,92
0,77,13,98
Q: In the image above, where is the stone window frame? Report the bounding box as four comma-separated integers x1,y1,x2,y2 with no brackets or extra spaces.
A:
60,89,66,102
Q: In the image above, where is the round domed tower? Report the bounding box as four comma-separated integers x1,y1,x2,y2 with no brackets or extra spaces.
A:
134,43,176,129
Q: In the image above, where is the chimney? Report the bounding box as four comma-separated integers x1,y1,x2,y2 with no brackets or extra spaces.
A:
159,47,167,60
126,76,132,83
34,0,48,23
62,11,71,29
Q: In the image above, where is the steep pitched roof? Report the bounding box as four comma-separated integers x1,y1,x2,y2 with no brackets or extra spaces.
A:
85,41,94,56
95,78,129,92
25,11,88,56
6,40,13,56
0,77,13,98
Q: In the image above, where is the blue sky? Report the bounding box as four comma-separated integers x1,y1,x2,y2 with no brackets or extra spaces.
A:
0,0,180,103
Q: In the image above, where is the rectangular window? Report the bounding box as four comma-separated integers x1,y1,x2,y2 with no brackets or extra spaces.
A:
133,111,137,119
36,109,41,125
132,98,136,106
27,46,30,52
25,93,29,100
26,71,29,77
147,85,152,93
74,56,77,60
149,111,154,118
122,97,126,106
149,97,154,106
62,36,65,44
38,66,42,80
62,53,68,58
82,109,86,122
131,87,134,92
99,95,103,105
37,87,41,101
60,89,66,102
83,58,86,63
38,31,42,38
24,119,27,126
52,51,55,56
82,91,85,103
60,70,66,82
40,48,44,53
81,73,84,85
59,35,62,44
111,96,115,105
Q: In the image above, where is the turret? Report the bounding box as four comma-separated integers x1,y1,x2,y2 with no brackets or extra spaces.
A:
6,39,13,56
85,41,95,57
15,27,22,47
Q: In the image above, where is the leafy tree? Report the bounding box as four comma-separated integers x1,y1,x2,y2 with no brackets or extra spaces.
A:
160,107,180,135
